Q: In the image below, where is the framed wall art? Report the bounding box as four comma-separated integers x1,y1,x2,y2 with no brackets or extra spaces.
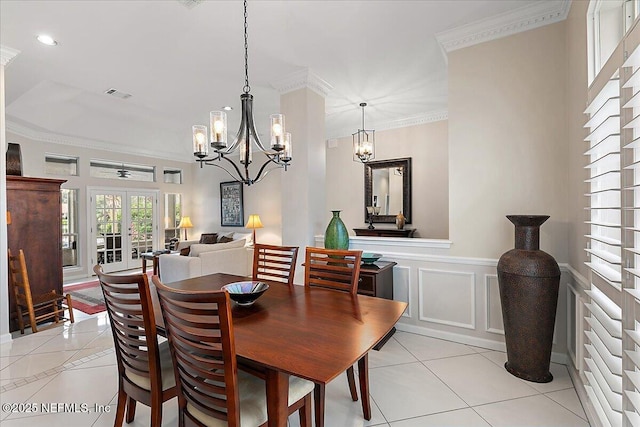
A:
220,181,244,227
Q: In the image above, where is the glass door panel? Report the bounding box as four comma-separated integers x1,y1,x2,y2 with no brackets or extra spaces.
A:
91,189,157,273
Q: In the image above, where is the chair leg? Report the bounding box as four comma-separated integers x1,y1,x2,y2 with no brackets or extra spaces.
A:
27,306,38,334
15,306,25,334
66,294,75,323
114,389,127,427
125,396,136,423
314,383,325,427
346,366,358,401
150,400,162,427
298,393,312,427
357,354,371,420
51,301,60,323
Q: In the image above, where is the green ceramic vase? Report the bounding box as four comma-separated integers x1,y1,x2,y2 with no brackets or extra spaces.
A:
324,210,349,250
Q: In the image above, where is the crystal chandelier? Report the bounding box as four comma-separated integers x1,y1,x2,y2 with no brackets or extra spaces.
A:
353,102,375,163
192,0,292,185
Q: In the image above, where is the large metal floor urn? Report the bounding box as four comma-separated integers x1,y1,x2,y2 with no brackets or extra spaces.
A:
497,215,560,383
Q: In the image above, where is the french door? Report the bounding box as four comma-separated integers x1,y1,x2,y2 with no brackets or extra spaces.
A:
89,189,158,273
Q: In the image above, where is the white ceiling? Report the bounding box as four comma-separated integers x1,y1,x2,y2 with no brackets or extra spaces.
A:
1,0,560,162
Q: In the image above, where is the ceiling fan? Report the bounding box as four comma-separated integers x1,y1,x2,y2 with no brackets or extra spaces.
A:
116,164,130,178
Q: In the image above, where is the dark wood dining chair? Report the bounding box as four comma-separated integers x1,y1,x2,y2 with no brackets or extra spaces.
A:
152,276,314,427
8,249,74,334
303,247,368,427
93,265,177,427
252,243,299,287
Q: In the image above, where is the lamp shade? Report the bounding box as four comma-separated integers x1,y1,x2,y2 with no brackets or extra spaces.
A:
178,216,193,229
245,214,264,229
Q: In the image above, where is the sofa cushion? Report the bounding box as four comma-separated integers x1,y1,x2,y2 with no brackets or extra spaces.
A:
199,233,218,244
218,235,234,243
189,238,246,257
233,232,253,246
217,232,234,242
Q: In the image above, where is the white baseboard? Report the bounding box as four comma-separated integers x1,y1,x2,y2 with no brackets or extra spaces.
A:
567,362,600,426
396,323,568,365
0,333,13,345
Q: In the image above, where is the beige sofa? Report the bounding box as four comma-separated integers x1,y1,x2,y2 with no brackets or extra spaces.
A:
158,236,253,284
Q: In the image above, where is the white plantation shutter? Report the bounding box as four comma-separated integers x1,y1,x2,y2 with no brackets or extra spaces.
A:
584,69,624,427
623,43,640,427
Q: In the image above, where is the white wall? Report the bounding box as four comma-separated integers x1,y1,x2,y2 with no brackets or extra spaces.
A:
190,154,284,245
319,18,572,360
325,120,449,239
448,22,569,262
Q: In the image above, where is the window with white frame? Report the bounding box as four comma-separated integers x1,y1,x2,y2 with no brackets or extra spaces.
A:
90,160,155,182
588,0,639,85
45,154,78,176
61,188,79,268
163,168,183,184
584,19,640,425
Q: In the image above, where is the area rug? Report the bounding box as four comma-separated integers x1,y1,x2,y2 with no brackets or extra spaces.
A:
64,280,106,315
64,271,153,315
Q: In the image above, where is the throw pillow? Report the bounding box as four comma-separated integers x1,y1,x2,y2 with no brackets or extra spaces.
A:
218,235,234,243
180,246,191,256
199,233,218,244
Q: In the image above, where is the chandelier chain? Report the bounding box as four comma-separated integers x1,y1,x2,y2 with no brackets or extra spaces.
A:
243,0,250,94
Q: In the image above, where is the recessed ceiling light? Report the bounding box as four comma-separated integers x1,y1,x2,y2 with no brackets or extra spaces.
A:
36,34,58,46
222,106,233,111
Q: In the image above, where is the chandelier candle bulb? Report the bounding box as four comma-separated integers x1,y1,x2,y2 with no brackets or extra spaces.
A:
240,141,252,164
282,133,292,162
210,111,227,148
192,125,209,158
270,114,285,150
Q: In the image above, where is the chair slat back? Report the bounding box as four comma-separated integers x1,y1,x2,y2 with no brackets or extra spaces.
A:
253,243,299,287
304,247,363,296
8,249,34,306
93,265,162,393
153,277,241,427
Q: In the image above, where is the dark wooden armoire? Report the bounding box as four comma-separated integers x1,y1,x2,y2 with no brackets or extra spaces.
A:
6,176,66,332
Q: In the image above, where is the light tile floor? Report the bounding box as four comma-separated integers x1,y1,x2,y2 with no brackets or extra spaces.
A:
0,311,590,426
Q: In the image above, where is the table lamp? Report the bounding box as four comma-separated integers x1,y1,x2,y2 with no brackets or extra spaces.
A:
245,214,263,245
178,216,193,240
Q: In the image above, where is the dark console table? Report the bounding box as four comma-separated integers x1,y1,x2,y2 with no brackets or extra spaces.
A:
358,261,398,350
354,227,415,238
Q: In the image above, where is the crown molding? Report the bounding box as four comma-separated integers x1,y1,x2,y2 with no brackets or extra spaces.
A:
271,68,334,98
326,110,448,140
436,0,571,53
1,46,21,67
6,120,193,163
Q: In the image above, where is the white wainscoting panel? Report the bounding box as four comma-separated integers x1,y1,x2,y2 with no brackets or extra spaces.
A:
418,268,476,330
485,274,504,335
393,265,412,319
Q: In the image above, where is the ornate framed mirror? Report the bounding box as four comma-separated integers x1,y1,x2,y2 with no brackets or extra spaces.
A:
364,157,411,224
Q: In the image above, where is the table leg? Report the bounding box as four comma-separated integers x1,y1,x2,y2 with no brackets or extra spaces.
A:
265,369,289,427
358,354,371,420
314,383,325,427
152,255,160,277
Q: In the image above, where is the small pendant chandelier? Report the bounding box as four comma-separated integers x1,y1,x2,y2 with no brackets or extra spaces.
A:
192,0,292,186
353,102,375,163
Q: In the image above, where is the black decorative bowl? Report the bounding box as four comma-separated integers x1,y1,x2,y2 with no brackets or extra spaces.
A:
222,281,269,306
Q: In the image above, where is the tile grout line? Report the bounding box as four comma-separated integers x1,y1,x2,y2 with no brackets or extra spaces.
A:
541,390,590,422
0,348,114,393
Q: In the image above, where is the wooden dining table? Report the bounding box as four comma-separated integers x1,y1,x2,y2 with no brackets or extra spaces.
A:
150,273,407,427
